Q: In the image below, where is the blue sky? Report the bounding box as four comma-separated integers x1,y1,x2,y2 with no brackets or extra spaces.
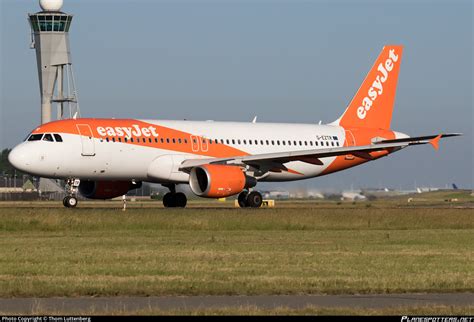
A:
1,0,472,189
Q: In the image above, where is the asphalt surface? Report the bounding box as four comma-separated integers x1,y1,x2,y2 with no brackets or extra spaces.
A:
0,293,473,314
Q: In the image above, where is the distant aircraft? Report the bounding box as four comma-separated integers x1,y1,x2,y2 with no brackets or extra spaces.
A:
452,183,459,190
341,191,366,201
9,45,460,208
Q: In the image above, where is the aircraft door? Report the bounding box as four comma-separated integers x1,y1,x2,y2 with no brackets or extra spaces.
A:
200,137,208,152
190,135,199,152
345,130,356,160
76,124,96,156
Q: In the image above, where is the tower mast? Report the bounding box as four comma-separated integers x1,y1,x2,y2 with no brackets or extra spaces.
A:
28,0,80,124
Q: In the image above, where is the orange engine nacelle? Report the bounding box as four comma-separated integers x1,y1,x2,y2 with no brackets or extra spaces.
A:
189,164,256,198
79,180,142,199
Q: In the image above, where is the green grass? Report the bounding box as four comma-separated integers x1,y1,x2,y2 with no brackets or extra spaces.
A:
0,205,472,297
1,305,472,316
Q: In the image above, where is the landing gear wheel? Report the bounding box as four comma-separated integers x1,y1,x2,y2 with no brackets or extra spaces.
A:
63,196,78,208
238,191,249,208
163,192,175,208
175,192,187,208
163,192,187,208
246,191,263,208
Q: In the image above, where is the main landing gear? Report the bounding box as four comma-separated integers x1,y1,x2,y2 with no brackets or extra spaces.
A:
162,184,187,208
63,178,80,208
238,190,263,208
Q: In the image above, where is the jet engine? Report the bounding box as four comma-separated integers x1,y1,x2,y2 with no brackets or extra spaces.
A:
189,164,256,198
79,180,142,199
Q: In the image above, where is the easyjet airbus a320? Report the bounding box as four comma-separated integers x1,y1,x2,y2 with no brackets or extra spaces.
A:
9,46,460,208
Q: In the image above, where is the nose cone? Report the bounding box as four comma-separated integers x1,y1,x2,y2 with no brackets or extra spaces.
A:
8,144,31,173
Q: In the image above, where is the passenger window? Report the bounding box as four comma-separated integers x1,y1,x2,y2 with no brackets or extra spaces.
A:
184,139,188,144
119,138,122,142
336,142,339,146
304,141,307,146
166,138,170,143
315,141,318,146
42,134,54,142
178,138,182,144
238,139,241,144
249,140,252,145
161,138,164,143
282,141,285,146
125,138,128,142
112,138,116,142
130,138,134,142
254,140,258,145
266,140,269,145
142,138,146,143
149,138,152,143
299,141,302,146
226,139,229,144
232,139,235,144
288,141,291,146
310,141,313,146
243,140,247,144
173,138,176,144
53,134,63,142
271,140,274,145
277,141,280,145
260,140,264,145
326,141,329,146
106,138,109,142
331,142,334,146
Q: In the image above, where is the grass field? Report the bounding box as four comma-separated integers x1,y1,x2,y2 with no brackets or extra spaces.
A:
0,191,472,300
1,305,472,316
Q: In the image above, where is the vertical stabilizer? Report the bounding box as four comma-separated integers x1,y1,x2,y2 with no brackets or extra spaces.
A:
335,45,403,129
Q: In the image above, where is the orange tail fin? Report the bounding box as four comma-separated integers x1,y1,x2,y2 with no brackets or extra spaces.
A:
335,45,403,130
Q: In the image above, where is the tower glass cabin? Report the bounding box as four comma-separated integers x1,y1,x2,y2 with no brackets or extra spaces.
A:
29,12,73,32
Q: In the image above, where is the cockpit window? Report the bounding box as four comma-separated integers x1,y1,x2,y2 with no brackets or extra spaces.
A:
43,134,54,142
53,134,63,142
28,134,43,141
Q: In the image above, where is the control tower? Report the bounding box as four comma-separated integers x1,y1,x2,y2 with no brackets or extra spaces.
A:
28,0,80,124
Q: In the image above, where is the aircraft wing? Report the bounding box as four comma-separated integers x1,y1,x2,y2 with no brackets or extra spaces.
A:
373,133,461,145
179,133,460,173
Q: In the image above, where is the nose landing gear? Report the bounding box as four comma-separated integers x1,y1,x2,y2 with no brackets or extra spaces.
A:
63,178,80,208
162,184,187,208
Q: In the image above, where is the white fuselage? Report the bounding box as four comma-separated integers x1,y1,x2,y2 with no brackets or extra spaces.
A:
10,119,364,184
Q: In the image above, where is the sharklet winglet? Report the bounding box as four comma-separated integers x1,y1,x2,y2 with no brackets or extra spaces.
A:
429,134,442,151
